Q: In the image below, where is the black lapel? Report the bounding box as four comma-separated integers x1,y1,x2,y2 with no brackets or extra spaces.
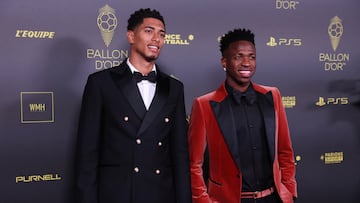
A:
210,97,241,169
137,70,168,135
110,62,146,119
257,91,276,163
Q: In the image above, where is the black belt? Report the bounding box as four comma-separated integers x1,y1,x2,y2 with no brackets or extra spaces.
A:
241,187,275,199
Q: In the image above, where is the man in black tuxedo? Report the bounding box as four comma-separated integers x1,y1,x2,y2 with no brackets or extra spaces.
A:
75,8,192,203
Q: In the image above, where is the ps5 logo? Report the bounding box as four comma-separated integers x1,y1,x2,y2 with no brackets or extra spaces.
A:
316,97,349,106
267,37,302,47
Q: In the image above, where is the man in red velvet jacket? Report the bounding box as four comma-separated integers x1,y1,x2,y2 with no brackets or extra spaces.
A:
188,28,297,203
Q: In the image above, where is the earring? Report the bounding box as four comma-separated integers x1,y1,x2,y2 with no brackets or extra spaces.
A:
223,68,226,72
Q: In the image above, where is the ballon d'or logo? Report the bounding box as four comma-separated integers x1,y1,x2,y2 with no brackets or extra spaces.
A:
97,4,118,47
328,16,343,52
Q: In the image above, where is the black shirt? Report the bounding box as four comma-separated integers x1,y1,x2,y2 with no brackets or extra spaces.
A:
225,82,274,192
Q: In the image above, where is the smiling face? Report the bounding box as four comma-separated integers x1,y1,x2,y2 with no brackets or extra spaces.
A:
127,17,166,63
221,40,256,92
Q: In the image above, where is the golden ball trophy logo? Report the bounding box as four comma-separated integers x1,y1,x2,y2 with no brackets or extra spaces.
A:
97,4,117,47
87,4,127,70
319,16,349,71
328,16,343,52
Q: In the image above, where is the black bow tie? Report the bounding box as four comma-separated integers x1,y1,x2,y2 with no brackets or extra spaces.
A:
133,71,157,83
232,90,256,105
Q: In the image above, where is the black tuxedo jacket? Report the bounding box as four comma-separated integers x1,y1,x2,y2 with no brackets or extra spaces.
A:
75,61,192,203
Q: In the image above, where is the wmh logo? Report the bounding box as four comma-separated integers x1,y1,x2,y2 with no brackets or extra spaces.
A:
29,103,46,112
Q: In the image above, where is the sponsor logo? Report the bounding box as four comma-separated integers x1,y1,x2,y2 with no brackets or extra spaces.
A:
320,152,343,164
266,36,302,47
20,92,54,123
282,96,296,108
16,173,61,183
164,34,194,45
315,96,349,107
15,30,55,39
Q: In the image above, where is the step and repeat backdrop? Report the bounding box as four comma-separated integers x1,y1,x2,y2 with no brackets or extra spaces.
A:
1,0,359,202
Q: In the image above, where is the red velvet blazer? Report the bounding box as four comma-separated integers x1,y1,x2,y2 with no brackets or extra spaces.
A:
188,82,297,203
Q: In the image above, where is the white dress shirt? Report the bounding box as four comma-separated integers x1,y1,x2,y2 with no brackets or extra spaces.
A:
127,59,156,110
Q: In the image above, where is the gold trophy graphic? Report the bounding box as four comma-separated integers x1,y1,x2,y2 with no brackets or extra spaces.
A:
328,16,343,52
97,4,117,47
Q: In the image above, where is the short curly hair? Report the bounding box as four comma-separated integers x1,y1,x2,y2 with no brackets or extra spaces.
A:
220,28,255,55
127,8,165,31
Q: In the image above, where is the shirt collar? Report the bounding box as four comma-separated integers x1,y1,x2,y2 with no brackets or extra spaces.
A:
225,82,257,104
127,58,157,74
225,82,255,94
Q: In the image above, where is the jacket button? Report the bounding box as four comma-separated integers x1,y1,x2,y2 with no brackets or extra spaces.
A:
136,139,141,144
158,141,162,147
164,117,170,123
134,167,139,173
155,169,161,174
124,116,129,121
